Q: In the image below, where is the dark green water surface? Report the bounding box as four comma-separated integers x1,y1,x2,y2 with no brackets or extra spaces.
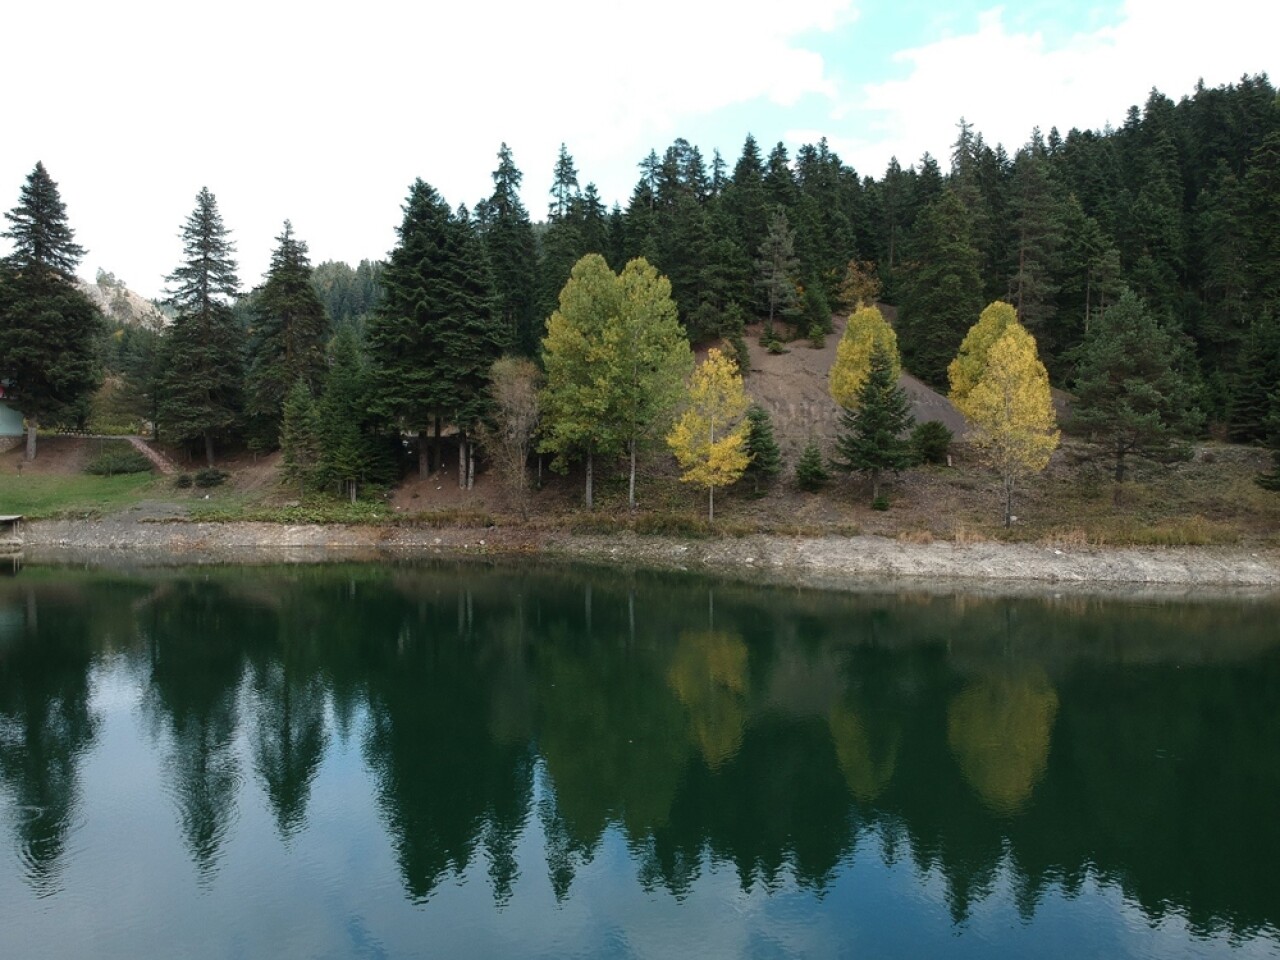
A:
1,562,1278,959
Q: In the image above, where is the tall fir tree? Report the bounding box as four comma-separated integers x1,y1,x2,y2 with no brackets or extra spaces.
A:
0,162,102,459
279,378,322,497
1071,290,1203,500
897,191,984,387
367,182,502,484
755,206,800,341
742,404,782,495
831,340,915,502
159,187,243,466
477,144,539,355
246,221,330,446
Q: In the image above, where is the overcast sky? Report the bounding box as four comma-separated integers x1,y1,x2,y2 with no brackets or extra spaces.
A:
2,0,1276,299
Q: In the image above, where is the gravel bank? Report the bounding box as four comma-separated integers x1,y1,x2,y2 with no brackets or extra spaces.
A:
20,518,1280,591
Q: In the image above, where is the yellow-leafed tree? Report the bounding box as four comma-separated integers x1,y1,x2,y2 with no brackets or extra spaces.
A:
829,304,900,410
667,348,750,522
954,324,1059,527
947,300,1018,408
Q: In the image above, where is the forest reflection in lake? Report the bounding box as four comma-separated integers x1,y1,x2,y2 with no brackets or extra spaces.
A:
1,563,1278,959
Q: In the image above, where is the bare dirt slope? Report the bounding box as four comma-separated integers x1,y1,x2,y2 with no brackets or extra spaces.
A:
741,313,967,458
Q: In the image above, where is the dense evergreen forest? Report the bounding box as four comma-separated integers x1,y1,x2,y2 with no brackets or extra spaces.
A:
3,74,1279,499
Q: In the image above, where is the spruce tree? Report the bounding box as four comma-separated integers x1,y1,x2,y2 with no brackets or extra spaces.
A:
478,144,538,354
279,378,321,498
1071,290,1202,500
756,206,800,342
795,440,829,492
318,325,376,500
246,221,330,446
897,191,984,386
0,162,101,460
159,187,243,466
831,341,915,502
367,181,502,484
1257,389,1280,492
742,404,782,495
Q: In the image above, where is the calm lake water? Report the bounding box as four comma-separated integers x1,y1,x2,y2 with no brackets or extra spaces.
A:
1,562,1278,959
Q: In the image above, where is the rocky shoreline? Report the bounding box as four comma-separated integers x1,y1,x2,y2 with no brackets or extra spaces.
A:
18,517,1280,594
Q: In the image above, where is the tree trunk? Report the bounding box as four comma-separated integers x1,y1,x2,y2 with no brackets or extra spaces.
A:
434,415,442,474
871,468,881,503
458,434,466,489
585,448,594,511
418,429,430,478
1004,474,1015,528
709,485,714,523
628,439,637,511
466,437,475,490
1113,450,1126,506
24,416,37,461
203,431,215,467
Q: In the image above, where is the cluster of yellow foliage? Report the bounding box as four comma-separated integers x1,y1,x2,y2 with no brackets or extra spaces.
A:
667,348,750,521
948,301,1059,525
828,304,900,410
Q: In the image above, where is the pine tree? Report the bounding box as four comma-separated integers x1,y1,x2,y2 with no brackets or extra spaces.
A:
1228,310,1280,442
246,221,330,446
1257,389,1280,491
756,206,799,342
2,162,85,276
831,341,915,502
667,348,750,521
318,325,376,500
795,440,829,491
829,304,900,410
279,378,321,497
1070,290,1202,501
897,191,984,386
159,187,243,466
742,404,782,495
367,180,502,484
955,325,1059,526
0,162,101,459
478,144,539,355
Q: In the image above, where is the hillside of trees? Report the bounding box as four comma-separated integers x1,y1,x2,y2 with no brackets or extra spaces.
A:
3,73,1279,516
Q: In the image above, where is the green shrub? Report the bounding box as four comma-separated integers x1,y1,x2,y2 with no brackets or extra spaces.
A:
795,441,829,491
808,325,826,349
194,468,229,488
85,445,153,476
175,473,193,488
911,420,953,465
871,495,890,511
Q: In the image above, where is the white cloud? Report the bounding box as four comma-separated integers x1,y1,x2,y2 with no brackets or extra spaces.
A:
1,0,854,296
823,0,1280,177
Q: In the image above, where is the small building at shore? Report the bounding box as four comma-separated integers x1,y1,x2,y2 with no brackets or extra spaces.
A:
0,401,21,439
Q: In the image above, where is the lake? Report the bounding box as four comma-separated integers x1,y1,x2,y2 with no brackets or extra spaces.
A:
1,562,1277,959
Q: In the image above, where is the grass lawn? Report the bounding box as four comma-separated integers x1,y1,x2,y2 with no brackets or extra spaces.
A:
0,473,160,518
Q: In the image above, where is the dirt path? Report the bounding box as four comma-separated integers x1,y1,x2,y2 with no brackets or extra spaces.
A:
126,437,178,475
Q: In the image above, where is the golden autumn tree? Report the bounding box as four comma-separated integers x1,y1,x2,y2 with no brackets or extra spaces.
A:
947,300,1018,409
953,323,1059,526
829,304,901,410
667,348,750,522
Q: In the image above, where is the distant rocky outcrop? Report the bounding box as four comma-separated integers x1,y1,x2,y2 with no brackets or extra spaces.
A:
78,270,169,329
